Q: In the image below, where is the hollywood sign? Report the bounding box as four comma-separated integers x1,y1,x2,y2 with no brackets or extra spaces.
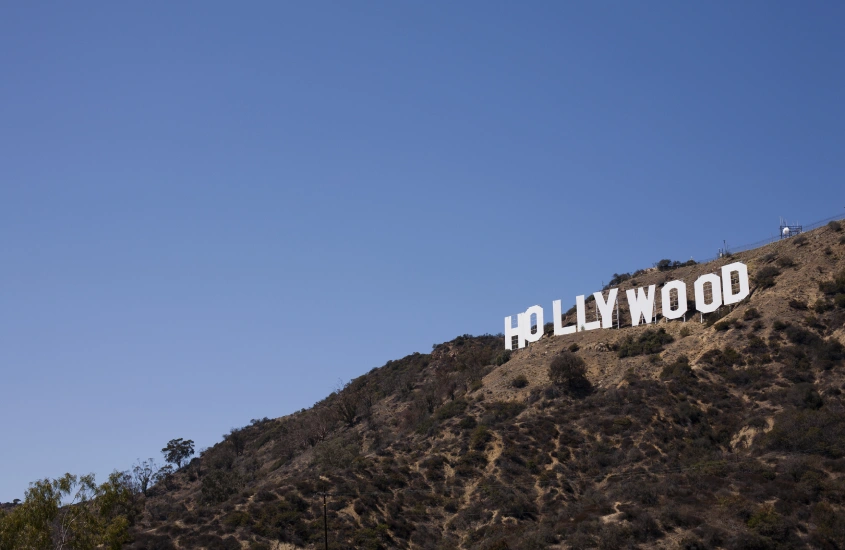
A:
504,262,750,350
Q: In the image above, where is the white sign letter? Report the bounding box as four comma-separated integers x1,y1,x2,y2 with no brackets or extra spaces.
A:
552,300,576,336
504,313,525,350
627,285,656,326
593,289,618,329
694,273,722,313
524,305,544,344
721,262,750,305
576,295,601,332
661,280,688,320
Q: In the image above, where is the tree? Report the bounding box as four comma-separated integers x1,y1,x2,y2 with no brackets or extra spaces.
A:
333,380,363,427
161,438,195,469
0,472,135,550
154,465,175,491
548,351,591,395
131,458,161,496
224,428,246,457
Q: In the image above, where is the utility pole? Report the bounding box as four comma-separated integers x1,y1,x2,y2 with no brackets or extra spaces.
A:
322,492,329,550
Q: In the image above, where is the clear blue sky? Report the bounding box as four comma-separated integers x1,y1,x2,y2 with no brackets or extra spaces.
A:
1,2,842,499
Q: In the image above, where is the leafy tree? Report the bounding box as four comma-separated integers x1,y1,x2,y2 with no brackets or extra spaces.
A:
548,351,591,394
0,472,135,550
333,380,370,427
132,458,162,496
224,428,246,457
154,464,176,491
161,438,195,469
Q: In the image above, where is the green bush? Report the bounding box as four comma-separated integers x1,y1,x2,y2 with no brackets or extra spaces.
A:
470,425,492,450
813,299,832,313
617,328,674,358
660,356,695,381
481,401,526,424
777,256,795,268
743,307,761,320
713,320,732,331
548,352,590,394
788,299,807,310
654,259,697,271
818,270,845,295
764,407,845,457
201,471,241,504
699,347,744,369
434,399,468,421
313,437,360,471
511,374,528,389
754,266,781,289
606,272,631,288
494,350,512,366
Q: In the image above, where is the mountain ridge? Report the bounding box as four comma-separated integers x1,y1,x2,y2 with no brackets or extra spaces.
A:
5,220,845,550
129,220,845,549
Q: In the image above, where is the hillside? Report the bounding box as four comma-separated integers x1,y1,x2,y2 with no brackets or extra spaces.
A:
119,222,845,548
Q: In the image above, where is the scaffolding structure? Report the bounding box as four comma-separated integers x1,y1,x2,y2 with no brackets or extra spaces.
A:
779,217,802,239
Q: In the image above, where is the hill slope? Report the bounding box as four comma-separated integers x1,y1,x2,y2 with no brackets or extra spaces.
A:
130,222,845,550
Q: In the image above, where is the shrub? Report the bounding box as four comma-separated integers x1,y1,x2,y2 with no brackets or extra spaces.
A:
793,235,808,247
617,328,674,357
704,307,730,327
743,307,761,320
747,504,790,541
510,374,528,389
812,502,845,548
494,350,512,366
458,416,477,430
786,383,823,410
435,399,468,421
201,470,241,504
313,437,360,471
606,272,631,288
481,401,525,424
813,299,832,313
772,320,789,331
679,326,691,338
764,407,845,457
818,271,845,296
568,343,580,352
255,490,277,502
788,299,807,310
699,347,744,369
660,356,695,381
654,259,696,271
754,266,781,289
548,352,590,394
777,256,795,268
713,320,732,332
470,425,492,450
828,220,842,232
456,451,488,477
